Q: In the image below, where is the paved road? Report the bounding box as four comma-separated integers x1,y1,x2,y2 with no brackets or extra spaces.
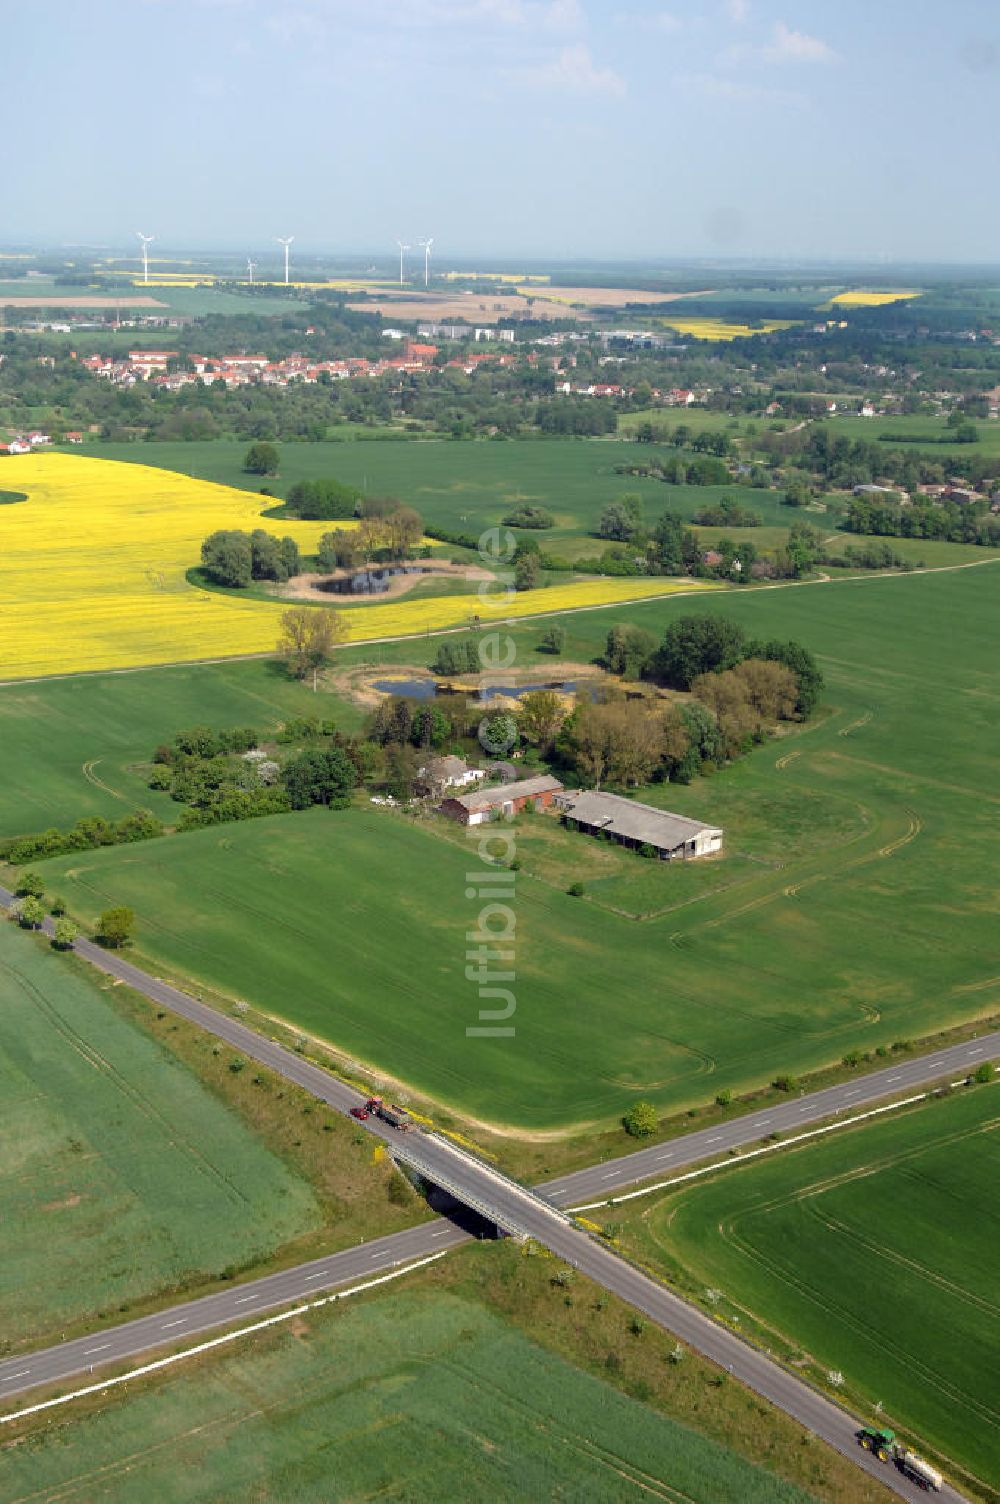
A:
1,888,983,1500
541,1030,1000,1208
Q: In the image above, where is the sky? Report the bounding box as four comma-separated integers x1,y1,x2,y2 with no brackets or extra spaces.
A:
5,0,999,264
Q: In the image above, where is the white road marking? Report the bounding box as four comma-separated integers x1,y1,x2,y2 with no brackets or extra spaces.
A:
161,1319,185,1330
234,1295,258,1305
706,1136,722,1144
430,1228,450,1238
969,1047,985,1055
83,1344,110,1356
1,1371,30,1382
758,1119,771,1126
601,1171,619,1180
886,1075,901,1082
304,1272,324,1281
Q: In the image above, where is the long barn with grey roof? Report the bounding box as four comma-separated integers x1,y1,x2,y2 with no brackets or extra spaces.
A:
555,789,722,860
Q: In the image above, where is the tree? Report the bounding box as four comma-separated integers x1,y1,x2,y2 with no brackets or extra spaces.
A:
53,917,78,950
561,699,667,788
410,703,450,749
604,624,656,679
278,607,346,690
651,614,749,690
282,747,358,809
624,1101,657,1137
691,669,759,757
243,440,279,475
16,870,45,898
502,504,554,529
519,689,566,752
732,658,798,722
514,551,542,591
598,493,644,542
383,506,424,559
97,906,135,948
287,477,361,520
18,895,45,929
202,530,252,589
539,624,565,655
751,638,824,718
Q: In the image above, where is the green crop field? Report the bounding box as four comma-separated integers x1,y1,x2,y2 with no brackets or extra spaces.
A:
0,658,367,838
94,436,794,533
627,1088,1000,1489
37,562,1000,1129
0,918,319,1350
2,1289,813,1504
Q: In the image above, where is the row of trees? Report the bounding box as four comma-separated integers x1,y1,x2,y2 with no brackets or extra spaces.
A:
845,495,1000,546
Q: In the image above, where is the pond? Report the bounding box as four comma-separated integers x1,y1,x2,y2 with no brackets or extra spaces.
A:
318,565,433,596
373,679,592,703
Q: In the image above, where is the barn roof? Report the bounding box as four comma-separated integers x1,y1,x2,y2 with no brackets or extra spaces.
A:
449,774,563,811
557,789,721,851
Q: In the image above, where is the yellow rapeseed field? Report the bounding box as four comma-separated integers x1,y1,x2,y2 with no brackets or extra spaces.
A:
0,454,715,681
658,317,799,340
828,290,921,307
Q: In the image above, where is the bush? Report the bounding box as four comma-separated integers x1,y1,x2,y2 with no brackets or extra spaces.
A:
973,1061,994,1084
715,1088,732,1108
243,441,279,475
387,1174,411,1205
567,881,585,897
772,1074,797,1092
623,1100,658,1138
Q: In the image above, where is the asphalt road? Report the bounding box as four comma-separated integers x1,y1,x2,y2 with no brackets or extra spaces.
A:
0,888,984,1500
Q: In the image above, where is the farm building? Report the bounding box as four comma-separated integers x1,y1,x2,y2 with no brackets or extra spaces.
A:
555,790,722,861
416,755,485,796
439,774,563,826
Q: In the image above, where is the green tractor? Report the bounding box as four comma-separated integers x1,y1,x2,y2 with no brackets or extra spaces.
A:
858,1427,896,1463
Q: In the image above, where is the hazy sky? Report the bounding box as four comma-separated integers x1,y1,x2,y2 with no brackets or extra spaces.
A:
6,0,998,263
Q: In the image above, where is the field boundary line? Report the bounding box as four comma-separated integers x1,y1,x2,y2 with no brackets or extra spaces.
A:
0,1252,447,1428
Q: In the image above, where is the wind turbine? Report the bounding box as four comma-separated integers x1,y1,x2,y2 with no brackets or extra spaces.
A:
276,235,294,285
418,237,434,289
246,257,257,286
136,232,154,285
396,240,410,287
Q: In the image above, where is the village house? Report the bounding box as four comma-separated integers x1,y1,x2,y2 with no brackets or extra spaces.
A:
439,774,563,826
555,790,723,861
416,755,485,796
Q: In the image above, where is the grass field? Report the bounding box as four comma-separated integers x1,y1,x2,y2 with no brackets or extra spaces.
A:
36,559,1000,1129
626,1088,1000,1489
95,435,796,532
0,918,319,1350
0,657,368,841
1,1288,814,1504
0,452,712,680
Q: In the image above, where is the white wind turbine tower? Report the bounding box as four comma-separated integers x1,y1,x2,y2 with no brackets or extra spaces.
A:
276,235,294,285
136,231,154,284
418,237,434,288
396,240,410,286
246,257,257,286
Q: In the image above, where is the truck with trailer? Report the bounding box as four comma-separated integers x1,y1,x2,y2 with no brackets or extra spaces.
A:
366,1097,418,1132
857,1429,943,1492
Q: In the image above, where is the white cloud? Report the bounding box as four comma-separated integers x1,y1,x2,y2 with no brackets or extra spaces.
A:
763,22,837,63
678,70,802,104
725,0,748,22
514,41,626,95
